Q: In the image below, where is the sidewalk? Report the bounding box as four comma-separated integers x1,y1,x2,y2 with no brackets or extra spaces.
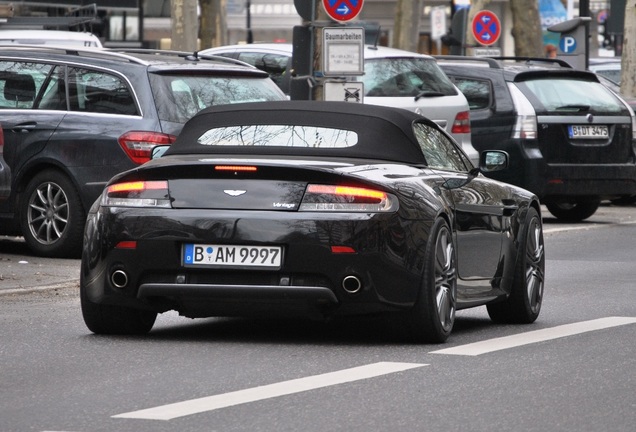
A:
0,236,80,294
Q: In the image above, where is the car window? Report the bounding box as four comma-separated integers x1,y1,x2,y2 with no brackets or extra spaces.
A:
236,52,289,88
148,74,285,124
452,77,491,110
197,125,358,148
413,122,470,172
0,61,51,109
516,77,626,114
364,57,457,97
68,67,138,115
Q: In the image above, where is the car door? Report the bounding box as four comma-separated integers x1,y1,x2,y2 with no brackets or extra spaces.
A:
413,122,510,299
0,61,65,206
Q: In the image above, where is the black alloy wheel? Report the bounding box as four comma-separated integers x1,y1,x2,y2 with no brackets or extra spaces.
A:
487,207,545,324
408,218,457,343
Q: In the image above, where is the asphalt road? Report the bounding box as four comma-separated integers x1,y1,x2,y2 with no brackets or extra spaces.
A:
0,203,635,432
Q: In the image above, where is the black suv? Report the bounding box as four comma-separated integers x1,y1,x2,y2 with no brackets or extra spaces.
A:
437,56,636,221
0,46,286,257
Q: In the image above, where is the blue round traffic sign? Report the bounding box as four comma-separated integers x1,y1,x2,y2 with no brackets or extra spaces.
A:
322,0,363,22
472,10,501,46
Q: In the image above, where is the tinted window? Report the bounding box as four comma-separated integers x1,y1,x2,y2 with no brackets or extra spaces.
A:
413,123,470,171
364,58,457,97
197,125,358,148
0,61,51,109
452,77,491,110
148,74,285,123
68,67,138,115
236,52,289,88
516,77,626,113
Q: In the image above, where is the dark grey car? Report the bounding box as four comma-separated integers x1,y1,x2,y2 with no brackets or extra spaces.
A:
0,46,286,257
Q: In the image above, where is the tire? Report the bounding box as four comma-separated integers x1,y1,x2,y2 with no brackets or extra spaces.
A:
545,198,600,222
487,207,545,324
81,287,157,335
20,170,85,258
407,218,457,343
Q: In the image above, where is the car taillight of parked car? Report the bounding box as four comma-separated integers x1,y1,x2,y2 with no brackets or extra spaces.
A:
118,131,177,165
451,111,471,134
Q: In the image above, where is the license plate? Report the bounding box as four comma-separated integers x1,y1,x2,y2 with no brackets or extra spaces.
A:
568,125,609,139
183,244,282,268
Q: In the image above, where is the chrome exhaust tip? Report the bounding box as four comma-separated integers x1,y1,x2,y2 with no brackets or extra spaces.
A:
111,269,129,289
342,275,362,294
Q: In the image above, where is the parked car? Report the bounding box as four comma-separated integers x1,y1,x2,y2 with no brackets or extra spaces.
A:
0,29,103,47
588,57,621,85
80,100,545,343
201,43,476,163
0,46,286,257
436,56,636,221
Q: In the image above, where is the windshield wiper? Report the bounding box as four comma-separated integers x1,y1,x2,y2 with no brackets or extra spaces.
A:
554,104,591,112
414,91,446,101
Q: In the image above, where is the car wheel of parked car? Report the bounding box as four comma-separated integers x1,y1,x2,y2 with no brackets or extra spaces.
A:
20,169,85,258
408,218,457,343
80,288,157,335
545,198,600,222
487,207,544,324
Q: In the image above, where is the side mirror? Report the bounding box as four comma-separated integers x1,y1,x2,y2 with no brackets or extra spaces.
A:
151,145,170,159
480,150,509,173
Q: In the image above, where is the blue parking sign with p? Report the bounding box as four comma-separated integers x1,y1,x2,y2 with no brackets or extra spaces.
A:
559,36,577,53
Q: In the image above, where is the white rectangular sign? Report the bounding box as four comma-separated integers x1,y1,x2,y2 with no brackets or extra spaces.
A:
323,27,364,76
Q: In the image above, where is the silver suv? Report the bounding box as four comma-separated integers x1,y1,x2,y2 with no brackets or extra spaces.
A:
202,43,476,163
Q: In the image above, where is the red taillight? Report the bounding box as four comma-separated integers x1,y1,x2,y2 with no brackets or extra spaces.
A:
103,180,171,208
107,180,168,194
215,165,258,172
118,131,177,165
306,184,387,200
115,241,137,249
451,111,471,134
331,246,356,254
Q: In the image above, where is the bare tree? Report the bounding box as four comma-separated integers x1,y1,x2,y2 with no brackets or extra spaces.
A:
200,0,227,49
393,0,424,51
171,0,198,51
509,0,544,56
621,0,636,98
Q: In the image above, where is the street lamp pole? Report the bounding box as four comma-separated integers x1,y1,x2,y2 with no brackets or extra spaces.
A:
246,0,253,43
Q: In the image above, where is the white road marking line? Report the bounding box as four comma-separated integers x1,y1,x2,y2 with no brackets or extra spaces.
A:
113,361,427,421
430,316,636,356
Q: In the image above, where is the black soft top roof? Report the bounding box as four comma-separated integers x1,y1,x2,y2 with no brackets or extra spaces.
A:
167,101,430,164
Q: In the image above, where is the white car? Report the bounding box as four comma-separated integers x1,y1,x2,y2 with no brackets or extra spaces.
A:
201,43,476,163
0,29,102,47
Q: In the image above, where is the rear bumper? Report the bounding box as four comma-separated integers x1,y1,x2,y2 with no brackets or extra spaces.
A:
535,163,636,198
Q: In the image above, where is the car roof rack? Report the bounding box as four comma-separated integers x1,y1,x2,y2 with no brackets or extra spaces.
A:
434,55,573,69
0,44,150,65
488,56,573,68
106,48,258,68
0,3,98,32
434,55,502,68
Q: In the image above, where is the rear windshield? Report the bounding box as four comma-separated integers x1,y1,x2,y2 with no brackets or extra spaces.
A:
515,77,626,114
148,74,285,123
363,57,457,97
197,125,358,148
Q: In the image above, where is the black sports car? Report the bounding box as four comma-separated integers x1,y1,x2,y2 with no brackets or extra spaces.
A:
80,101,545,343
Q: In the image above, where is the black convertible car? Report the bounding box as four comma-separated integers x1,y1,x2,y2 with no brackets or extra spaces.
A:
80,101,545,343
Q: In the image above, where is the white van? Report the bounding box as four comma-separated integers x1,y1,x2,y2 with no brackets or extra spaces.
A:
0,30,102,47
